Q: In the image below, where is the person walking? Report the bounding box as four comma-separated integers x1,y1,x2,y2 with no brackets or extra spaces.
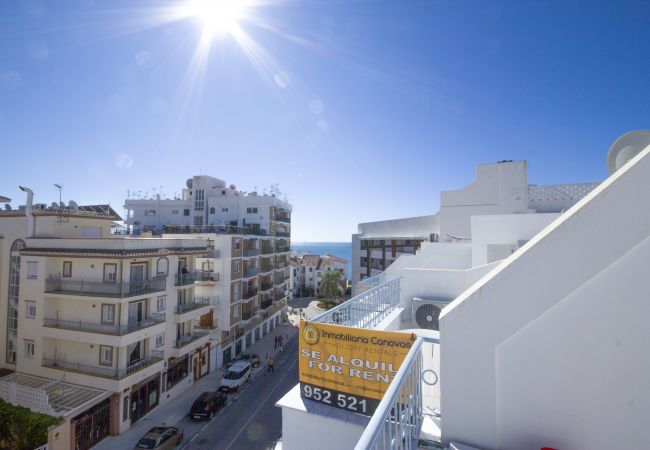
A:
274,336,278,349
267,357,274,372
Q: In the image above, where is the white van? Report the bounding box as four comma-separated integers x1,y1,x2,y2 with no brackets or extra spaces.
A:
219,361,251,392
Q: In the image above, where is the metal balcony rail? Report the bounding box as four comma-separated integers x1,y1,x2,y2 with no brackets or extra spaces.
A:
260,264,274,273
260,298,273,309
260,282,273,292
163,225,268,236
354,337,438,450
274,231,290,238
174,335,201,348
244,267,258,278
275,246,290,253
242,288,258,300
275,216,291,223
244,248,260,257
43,313,165,336
242,308,257,320
174,297,210,314
45,276,166,298
42,350,163,379
275,261,288,270
174,270,214,286
311,276,401,329
260,247,274,255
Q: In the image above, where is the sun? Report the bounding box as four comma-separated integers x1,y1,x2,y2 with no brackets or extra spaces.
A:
185,0,248,37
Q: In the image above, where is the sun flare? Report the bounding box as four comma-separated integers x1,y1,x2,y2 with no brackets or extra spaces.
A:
185,0,248,37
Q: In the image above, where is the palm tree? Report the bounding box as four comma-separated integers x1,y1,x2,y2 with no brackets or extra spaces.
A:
319,270,343,302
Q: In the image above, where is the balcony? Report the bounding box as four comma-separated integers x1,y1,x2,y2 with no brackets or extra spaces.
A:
174,334,202,349
242,287,258,300
274,231,290,238
163,225,268,236
42,350,164,380
43,313,165,336
275,246,290,253
174,270,214,286
260,247,274,255
243,248,259,257
242,307,257,321
260,281,273,292
260,298,273,310
275,216,291,223
243,267,258,278
259,262,274,273
45,276,166,299
275,261,288,270
175,297,210,314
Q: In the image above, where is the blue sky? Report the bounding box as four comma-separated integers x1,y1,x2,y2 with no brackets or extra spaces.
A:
1,0,650,242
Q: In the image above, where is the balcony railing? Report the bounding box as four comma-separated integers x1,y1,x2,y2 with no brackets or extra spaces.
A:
275,246,290,253
242,288,258,300
260,281,273,292
275,261,288,270
45,276,166,298
43,313,165,336
42,350,164,379
311,276,400,329
242,308,257,321
244,248,259,257
175,297,210,314
274,231,290,238
174,332,208,348
275,216,291,223
260,247,274,255
244,267,258,278
163,225,268,236
174,270,214,286
354,337,438,450
260,298,273,309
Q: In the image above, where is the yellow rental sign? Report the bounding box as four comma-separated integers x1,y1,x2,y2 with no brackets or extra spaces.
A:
299,321,416,416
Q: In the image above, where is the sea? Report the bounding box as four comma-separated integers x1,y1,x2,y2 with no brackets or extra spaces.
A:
290,242,352,278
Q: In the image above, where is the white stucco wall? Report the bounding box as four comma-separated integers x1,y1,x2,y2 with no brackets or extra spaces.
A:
440,144,650,449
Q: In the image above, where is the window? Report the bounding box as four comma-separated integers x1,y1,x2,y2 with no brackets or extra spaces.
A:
26,261,38,279
123,397,129,422
99,345,113,366
24,340,34,358
246,207,258,214
62,261,72,277
183,209,190,216
222,207,228,212
156,258,168,276
166,355,189,389
234,261,240,273
101,304,115,324
233,305,239,318
194,189,204,210
156,296,166,312
172,209,179,215
309,267,313,272
209,206,216,214
145,209,156,216
25,301,36,319
103,264,117,283
202,260,214,271
234,239,241,250
155,334,165,348
194,216,203,226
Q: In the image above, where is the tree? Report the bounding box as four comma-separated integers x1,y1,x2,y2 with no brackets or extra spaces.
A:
319,270,343,301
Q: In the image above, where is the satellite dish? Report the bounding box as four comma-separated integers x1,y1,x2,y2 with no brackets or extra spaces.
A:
607,130,650,175
186,179,193,189
69,200,79,211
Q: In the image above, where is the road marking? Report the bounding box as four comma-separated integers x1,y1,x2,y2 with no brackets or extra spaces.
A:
223,357,298,450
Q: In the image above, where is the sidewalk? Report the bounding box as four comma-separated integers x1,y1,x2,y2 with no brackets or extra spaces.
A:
93,323,298,450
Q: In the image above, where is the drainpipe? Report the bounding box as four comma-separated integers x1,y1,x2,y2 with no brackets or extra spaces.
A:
19,186,34,237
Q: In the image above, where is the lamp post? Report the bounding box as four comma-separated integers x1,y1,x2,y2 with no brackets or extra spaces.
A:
54,184,62,208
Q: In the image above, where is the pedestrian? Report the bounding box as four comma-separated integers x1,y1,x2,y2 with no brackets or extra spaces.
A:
279,335,283,346
274,336,278,348
267,357,274,372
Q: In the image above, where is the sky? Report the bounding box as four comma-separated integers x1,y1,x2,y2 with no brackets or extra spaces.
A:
1,0,650,242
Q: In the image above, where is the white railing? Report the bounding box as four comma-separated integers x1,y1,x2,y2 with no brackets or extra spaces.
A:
311,276,401,329
355,337,439,450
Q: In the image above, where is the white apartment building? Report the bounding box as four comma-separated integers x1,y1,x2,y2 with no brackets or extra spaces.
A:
277,132,644,449
289,254,347,297
124,174,292,364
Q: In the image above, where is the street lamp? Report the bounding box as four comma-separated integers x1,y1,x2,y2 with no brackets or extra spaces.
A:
54,184,62,208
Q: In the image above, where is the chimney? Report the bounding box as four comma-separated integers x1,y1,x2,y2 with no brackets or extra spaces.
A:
19,186,34,237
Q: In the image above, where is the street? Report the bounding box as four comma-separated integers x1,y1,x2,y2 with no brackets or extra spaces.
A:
181,337,298,450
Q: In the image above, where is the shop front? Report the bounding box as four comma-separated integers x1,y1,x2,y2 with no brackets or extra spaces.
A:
130,372,161,424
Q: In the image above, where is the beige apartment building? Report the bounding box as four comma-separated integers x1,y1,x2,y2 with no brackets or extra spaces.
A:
0,186,290,450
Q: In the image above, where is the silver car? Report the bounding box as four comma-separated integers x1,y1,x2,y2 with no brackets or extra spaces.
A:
134,426,184,450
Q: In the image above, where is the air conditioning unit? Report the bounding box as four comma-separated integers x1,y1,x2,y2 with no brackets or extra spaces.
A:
412,297,451,331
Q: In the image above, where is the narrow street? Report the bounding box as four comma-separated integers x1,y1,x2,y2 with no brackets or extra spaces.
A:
181,337,298,450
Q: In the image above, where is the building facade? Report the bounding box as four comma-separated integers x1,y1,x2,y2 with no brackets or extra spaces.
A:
289,254,347,297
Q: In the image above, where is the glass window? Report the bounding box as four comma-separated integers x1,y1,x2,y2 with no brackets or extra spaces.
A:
171,209,179,215
155,334,164,348
234,261,240,272
123,397,129,422
24,340,34,358
145,210,156,216
25,301,36,319
103,264,117,283
62,261,72,277
26,261,38,279
156,296,166,312
101,304,115,324
209,207,216,214
183,209,190,216
156,258,168,276
99,345,113,366
234,239,241,249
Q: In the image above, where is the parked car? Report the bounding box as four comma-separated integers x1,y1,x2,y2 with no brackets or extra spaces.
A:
219,361,251,392
227,353,261,368
189,391,227,420
134,426,183,449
